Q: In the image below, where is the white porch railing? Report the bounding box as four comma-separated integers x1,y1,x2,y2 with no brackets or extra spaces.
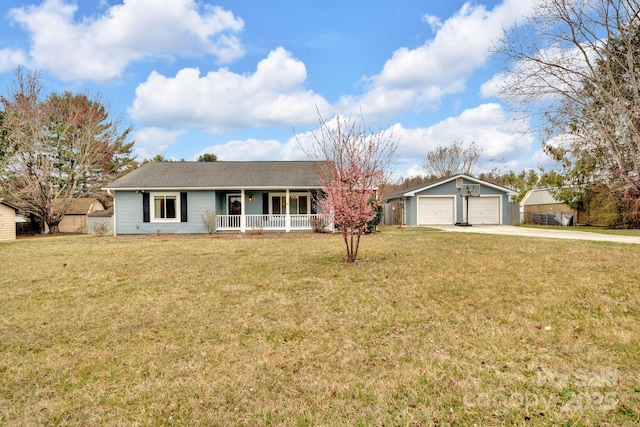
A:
216,214,331,231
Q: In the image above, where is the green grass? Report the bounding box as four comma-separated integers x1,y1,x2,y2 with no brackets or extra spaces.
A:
519,223,640,236
1,228,639,426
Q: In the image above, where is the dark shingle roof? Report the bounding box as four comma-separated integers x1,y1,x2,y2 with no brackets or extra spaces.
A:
104,161,324,190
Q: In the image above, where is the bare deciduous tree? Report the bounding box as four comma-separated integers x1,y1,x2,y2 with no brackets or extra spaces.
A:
302,113,397,262
423,140,481,178
1,68,135,233
493,0,640,198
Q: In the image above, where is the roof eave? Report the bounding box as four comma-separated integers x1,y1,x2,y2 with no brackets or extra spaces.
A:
384,173,519,199
103,185,324,191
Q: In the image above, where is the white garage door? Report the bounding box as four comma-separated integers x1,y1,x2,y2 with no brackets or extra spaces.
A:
418,197,454,225
467,196,500,224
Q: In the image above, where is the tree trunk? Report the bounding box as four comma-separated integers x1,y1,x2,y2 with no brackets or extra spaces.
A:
47,221,61,234
342,228,362,262
342,228,351,262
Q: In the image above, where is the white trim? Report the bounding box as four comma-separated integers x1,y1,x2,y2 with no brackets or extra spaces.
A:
111,191,117,236
150,192,180,223
285,189,290,232
240,189,246,233
400,174,518,198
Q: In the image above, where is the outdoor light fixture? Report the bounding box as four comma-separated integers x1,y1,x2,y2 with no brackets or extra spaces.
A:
248,196,253,202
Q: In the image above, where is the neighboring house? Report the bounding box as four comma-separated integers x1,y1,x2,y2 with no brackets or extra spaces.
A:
45,198,106,233
103,161,328,235
383,174,519,226
0,200,18,242
521,188,579,225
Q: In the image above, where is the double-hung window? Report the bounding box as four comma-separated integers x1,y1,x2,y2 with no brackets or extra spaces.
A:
152,193,179,222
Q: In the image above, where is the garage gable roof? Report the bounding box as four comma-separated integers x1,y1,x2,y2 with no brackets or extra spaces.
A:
385,174,518,199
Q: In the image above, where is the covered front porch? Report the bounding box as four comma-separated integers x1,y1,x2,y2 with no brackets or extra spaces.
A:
214,188,331,232
217,213,331,232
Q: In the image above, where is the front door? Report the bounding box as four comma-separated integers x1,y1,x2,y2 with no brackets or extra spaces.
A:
229,195,242,215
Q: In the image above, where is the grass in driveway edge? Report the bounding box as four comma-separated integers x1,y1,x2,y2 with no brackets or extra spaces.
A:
1,227,639,426
519,223,640,236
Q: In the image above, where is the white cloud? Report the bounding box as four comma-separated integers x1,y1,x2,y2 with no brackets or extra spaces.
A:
196,128,314,162
339,0,536,117
0,48,27,72
123,0,540,165
134,127,185,159
196,138,286,161
187,103,535,176
8,0,244,82
422,14,443,33
530,147,561,170
391,103,535,176
129,47,331,132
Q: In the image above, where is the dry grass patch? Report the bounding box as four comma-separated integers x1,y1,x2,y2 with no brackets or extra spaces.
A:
1,228,639,426
519,224,640,236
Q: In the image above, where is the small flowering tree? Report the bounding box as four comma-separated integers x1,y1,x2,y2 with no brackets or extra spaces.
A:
303,113,397,262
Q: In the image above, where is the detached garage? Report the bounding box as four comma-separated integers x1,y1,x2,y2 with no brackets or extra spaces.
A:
384,174,518,226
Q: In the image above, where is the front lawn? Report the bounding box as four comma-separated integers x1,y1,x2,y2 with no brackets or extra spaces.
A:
1,228,638,426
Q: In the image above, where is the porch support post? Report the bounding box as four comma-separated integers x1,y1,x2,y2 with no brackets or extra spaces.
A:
285,188,291,232
240,189,246,233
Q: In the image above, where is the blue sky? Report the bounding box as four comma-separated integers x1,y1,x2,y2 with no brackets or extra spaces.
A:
0,0,553,177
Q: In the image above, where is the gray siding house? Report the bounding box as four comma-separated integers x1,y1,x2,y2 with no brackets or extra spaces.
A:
103,161,328,235
384,174,518,226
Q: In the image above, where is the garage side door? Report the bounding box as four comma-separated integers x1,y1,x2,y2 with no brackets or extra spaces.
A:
418,197,454,225
468,196,500,224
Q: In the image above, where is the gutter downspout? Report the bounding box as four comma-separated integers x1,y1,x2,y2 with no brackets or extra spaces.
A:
106,189,116,237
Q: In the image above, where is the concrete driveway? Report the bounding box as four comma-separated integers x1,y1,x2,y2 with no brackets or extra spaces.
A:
433,225,640,245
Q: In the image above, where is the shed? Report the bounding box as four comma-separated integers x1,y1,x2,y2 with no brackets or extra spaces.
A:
521,188,581,225
45,198,106,233
0,200,18,242
384,174,519,226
